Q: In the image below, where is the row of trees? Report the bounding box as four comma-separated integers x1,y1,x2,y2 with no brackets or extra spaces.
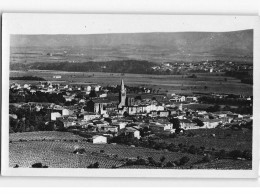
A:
9,107,53,133
199,96,251,107
10,90,66,104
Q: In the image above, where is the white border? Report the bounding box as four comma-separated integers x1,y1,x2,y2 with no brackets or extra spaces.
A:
1,13,260,178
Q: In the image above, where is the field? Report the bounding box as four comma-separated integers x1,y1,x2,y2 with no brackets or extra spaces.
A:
163,128,252,152
9,131,252,169
10,70,252,95
9,131,202,168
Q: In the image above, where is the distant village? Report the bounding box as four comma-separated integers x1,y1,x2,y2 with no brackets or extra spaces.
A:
9,78,253,145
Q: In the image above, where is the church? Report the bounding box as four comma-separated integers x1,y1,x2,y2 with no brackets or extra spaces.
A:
118,79,127,108
117,79,165,116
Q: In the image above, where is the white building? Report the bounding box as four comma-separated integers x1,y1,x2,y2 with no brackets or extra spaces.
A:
92,135,107,144
51,112,62,121
103,126,118,133
53,75,62,79
82,113,100,121
125,127,141,139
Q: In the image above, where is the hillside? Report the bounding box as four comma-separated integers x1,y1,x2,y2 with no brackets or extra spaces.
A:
10,30,253,64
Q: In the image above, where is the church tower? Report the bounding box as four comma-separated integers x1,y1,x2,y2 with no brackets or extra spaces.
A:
118,79,126,108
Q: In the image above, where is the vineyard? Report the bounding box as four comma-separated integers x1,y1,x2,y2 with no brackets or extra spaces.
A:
164,128,252,152
9,131,86,142
9,131,250,169
9,132,202,168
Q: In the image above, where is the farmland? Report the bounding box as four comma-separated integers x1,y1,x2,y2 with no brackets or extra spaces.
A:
9,131,202,168
163,128,252,152
10,70,252,96
9,131,252,169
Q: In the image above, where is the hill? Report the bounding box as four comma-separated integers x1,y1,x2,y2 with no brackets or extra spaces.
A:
10,30,253,64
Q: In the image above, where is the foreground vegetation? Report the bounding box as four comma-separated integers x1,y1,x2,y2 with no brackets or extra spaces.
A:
9,130,252,169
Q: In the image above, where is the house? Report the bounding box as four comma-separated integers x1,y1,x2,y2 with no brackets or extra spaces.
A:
80,112,100,121
91,135,107,144
56,118,77,128
169,95,186,102
103,126,118,133
51,112,62,121
93,120,109,129
63,95,75,102
53,75,62,79
52,108,69,116
213,111,233,118
124,127,141,139
179,119,199,130
111,122,127,130
200,118,222,129
158,110,170,117
186,96,198,102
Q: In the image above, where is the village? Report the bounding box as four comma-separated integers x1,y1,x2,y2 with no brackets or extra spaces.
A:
9,78,253,145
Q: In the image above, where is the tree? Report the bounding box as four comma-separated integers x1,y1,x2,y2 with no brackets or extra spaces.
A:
87,162,99,168
135,95,142,100
228,150,243,159
179,156,190,165
160,156,166,163
192,118,204,127
123,111,129,117
89,89,97,98
169,118,180,130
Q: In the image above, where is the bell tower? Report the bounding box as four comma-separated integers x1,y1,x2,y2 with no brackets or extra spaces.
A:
118,79,126,108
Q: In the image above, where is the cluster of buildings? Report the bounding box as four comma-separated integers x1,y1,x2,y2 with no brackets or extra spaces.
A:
151,60,253,74
9,79,253,144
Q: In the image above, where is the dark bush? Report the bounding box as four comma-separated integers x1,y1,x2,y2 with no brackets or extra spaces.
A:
136,158,147,165
73,148,86,154
201,155,211,163
160,156,166,163
31,162,48,168
242,150,252,160
165,161,175,167
216,149,226,159
173,160,181,166
87,162,99,168
228,150,243,159
188,145,197,154
179,156,190,165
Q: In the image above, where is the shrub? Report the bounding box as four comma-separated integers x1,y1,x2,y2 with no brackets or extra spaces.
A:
228,150,243,159
14,164,19,168
188,145,197,154
173,160,181,166
216,149,226,159
179,156,190,165
169,133,177,138
201,155,211,163
73,148,86,154
165,161,175,167
87,162,99,168
136,158,147,165
31,162,48,168
242,150,252,160
160,156,166,163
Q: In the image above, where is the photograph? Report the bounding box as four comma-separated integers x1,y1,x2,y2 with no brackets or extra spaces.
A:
1,14,259,177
